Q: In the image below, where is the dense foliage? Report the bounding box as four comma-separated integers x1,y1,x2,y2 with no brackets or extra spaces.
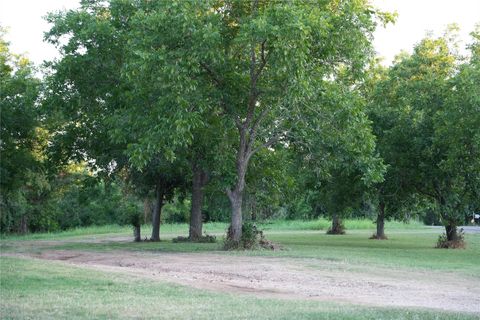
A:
1,2,478,249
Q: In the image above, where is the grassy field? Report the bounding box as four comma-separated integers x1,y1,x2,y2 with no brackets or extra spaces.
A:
1,219,479,319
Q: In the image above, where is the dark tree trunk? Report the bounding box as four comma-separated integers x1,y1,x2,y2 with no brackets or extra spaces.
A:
189,162,208,241
375,202,386,239
19,215,28,234
445,223,458,242
151,185,164,241
133,225,141,242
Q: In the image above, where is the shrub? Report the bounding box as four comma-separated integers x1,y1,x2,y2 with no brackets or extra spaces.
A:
224,222,280,250
436,228,466,249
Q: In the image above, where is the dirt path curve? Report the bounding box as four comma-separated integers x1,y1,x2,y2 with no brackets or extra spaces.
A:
9,249,480,314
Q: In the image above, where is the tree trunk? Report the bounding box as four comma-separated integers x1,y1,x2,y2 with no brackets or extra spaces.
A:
189,163,207,241
227,137,249,243
328,213,345,235
151,185,164,241
332,214,341,231
228,190,243,242
251,196,257,221
445,223,458,242
19,215,28,234
133,225,141,242
375,202,386,239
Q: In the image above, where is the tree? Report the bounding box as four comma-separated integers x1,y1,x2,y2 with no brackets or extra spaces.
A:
292,80,385,234
196,0,392,243
364,59,418,240
0,29,44,233
92,0,392,246
432,28,480,241
43,0,134,170
367,28,480,245
44,0,393,246
44,0,229,242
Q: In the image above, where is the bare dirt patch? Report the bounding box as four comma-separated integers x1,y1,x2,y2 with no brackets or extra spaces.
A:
9,249,480,314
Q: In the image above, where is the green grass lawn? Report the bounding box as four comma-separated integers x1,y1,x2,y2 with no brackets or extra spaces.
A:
1,220,479,319
0,218,425,241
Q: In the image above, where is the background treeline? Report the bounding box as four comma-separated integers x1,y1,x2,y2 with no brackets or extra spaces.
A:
1,0,479,248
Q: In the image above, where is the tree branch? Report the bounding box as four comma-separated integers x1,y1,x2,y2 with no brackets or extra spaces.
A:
200,62,222,86
248,130,286,159
200,61,242,129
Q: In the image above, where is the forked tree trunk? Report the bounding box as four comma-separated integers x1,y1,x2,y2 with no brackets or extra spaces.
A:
151,186,164,241
189,163,208,240
133,225,141,242
375,202,386,239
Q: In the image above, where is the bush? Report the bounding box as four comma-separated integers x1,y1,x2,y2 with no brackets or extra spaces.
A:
436,228,466,249
224,222,279,250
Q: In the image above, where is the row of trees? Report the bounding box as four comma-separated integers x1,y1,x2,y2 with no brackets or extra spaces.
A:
1,0,479,248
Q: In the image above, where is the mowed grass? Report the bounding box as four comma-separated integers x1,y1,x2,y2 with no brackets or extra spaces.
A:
1,220,478,276
0,256,476,320
0,218,424,241
1,220,479,319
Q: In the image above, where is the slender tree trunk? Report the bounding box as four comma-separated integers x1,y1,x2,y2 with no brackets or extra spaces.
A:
19,215,28,234
224,4,271,244
189,162,207,241
151,185,164,241
251,196,257,221
375,202,386,239
133,225,141,242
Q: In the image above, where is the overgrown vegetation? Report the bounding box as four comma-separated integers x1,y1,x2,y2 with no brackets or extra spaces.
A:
222,222,278,250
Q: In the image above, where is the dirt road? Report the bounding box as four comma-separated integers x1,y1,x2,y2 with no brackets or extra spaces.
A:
9,248,480,314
